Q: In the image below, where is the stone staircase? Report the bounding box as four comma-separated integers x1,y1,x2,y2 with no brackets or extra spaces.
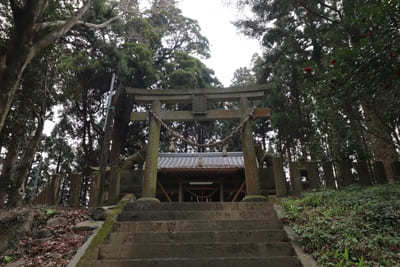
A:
92,202,302,267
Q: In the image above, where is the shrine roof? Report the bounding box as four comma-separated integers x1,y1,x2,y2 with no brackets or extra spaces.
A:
158,152,244,170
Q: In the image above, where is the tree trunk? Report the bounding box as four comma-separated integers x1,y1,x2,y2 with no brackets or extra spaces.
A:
99,76,121,204
110,94,133,163
0,127,25,207
108,94,133,203
0,0,93,134
7,116,45,207
363,105,398,183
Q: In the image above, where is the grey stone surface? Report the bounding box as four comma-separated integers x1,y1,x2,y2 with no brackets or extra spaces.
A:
72,220,102,232
67,222,104,267
88,202,302,267
89,207,107,221
5,259,25,267
92,257,302,267
46,216,67,227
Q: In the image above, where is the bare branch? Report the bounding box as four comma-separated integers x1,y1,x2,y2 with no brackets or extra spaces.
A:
295,0,340,24
34,15,121,32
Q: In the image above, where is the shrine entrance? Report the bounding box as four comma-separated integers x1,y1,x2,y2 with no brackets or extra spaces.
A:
127,87,270,202
156,152,247,202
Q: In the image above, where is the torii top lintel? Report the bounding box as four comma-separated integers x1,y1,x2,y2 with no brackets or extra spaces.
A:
125,87,267,104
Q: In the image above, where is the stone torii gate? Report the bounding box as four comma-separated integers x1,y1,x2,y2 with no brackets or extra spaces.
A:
127,87,270,202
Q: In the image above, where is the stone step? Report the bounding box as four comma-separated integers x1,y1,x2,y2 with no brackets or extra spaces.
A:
106,229,289,245
98,242,295,259
118,209,278,221
113,219,283,233
123,202,272,211
92,256,302,267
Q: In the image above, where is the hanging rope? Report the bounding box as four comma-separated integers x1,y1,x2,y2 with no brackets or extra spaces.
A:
149,108,256,148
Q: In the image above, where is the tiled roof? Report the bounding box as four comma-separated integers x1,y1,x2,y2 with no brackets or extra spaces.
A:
158,152,244,169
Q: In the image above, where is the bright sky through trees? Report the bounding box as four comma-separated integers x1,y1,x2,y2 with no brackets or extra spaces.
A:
177,0,262,86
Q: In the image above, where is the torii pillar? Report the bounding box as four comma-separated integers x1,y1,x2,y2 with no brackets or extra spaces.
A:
240,97,267,202
128,87,270,202
138,100,161,203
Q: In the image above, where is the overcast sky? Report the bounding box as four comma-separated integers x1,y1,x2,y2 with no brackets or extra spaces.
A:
176,0,261,87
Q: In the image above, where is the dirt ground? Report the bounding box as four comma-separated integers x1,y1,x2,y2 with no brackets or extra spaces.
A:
0,207,91,267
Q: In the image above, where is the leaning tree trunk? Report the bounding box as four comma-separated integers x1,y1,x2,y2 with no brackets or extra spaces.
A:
8,116,45,207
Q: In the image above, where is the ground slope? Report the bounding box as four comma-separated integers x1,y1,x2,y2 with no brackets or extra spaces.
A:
281,184,400,266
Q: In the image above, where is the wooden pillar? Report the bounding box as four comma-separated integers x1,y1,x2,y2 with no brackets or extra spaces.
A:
391,161,400,182
356,160,373,186
374,161,388,184
141,100,161,201
240,97,265,201
47,175,61,205
306,162,320,190
70,173,82,207
178,182,183,203
109,166,121,204
46,178,55,205
337,161,354,187
0,192,6,208
289,162,303,195
89,173,101,207
220,183,224,202
322,162,336,189
272,157,287,197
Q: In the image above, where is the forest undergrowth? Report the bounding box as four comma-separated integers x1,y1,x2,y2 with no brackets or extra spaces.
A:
282,183,400,267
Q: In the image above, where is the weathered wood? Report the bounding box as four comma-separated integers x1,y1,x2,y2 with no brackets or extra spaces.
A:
272,158,288,197
70,173,82,207
126,87,266,96
220,183,224,202
47,175,61,205
306,162,320,189
193,95,207,115
141,100,161,199
132,91,266,103
322,162,336,189
232,181,246,202
356,160,373,186
89,173,101,207
289,162,303,194
157,181,172,202
391,161,400,182
131,107,270,121
374,161,388,184
337,161,354,187
178,182,183,203
240,97,261,196
258,168,275,197
109,165,121,204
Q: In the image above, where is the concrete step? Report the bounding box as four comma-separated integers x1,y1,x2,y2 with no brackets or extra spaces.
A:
113,219,283,233
98,242,295,259
118,209,278,221
123,202,272,211
106,229,289,245
92,256,302,267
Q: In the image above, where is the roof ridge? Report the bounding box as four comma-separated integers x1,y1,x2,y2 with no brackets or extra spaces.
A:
159,152,243,158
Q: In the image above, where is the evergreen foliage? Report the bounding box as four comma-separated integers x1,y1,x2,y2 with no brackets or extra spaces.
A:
233,0,400,177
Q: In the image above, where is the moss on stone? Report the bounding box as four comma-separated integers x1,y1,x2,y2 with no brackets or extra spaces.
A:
76,194,134,267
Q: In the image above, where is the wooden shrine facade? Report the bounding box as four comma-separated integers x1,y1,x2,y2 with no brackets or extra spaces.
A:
157,152,246,202
127,87,270,202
